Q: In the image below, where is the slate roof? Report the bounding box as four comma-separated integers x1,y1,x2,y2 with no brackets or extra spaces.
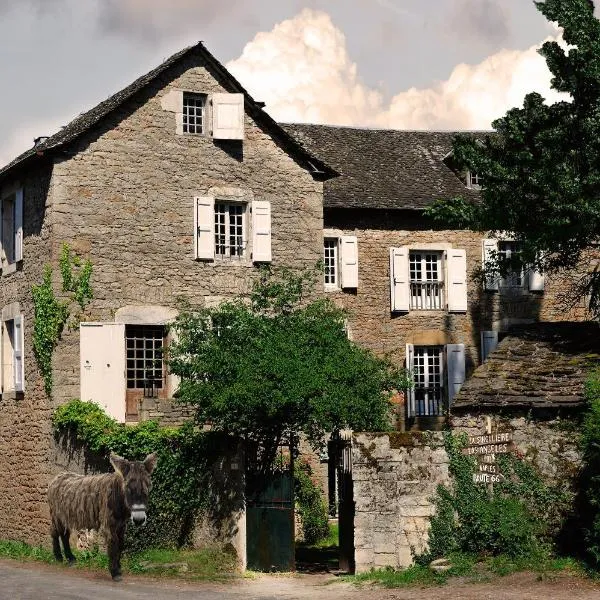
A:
282,123,485,210
0,43,336,181
453,322,600,410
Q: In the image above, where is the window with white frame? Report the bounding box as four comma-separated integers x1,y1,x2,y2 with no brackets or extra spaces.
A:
467,171,483,188
2,315,24,393
409,251,444,310
183,93,206,134
498,240,523,288
214,202,246,258
412,345,444,416
324,238,339,287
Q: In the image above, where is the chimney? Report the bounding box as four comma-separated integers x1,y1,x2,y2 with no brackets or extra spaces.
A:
34,136,49,147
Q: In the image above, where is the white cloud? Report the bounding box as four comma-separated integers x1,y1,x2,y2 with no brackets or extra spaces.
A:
227,8,567,130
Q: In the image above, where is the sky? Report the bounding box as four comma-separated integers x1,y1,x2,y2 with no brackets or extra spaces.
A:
0,0,572,167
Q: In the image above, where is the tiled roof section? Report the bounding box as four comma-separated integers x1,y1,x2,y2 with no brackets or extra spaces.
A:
0,43,336,181
453,322,600,410
282,123,484,209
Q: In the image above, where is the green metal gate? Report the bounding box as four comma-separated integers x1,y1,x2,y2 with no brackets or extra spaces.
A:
246,445,295,571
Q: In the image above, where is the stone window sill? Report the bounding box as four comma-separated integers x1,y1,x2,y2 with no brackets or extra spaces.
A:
1,390,24,401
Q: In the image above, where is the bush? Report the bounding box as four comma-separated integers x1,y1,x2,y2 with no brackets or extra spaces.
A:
420,432,568,563
294,458,329,545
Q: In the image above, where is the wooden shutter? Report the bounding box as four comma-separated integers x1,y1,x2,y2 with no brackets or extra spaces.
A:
480,330,498,363
340,236,358,288
13,315,24,392
446,343,465,405
252,200,272,263
194,196,214,260
14,187,23,262
482,239,499,291
390,247,409,312
211,93,245,140
80,323,126,422
446,249,467,312
528,262,544,292
405,343,415,418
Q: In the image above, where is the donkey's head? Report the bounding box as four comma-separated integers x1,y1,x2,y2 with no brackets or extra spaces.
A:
110,453,158,526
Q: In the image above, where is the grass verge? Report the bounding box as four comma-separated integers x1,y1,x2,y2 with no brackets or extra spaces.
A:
344,553,586,588
0,540,238,581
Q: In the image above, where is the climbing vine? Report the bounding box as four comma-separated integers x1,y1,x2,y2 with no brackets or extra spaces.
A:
419,432,571,562
52,399,231,551
32,244,93,395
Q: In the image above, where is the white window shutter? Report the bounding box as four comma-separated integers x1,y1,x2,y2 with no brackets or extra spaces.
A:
480,330,498,363
194,196,214,260
446,343,466,405
14,315,24,392
211,93,245,140
528,262,544,292
390,247,409,312
15,187,23,262
405,343,415,419
340,236,358,289
252,200,272,263
80,323,126,422
482,239,499,291
446,249,467,312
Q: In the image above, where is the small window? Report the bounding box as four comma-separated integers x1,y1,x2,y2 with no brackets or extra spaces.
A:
467,171,483,189
2,315,24,393
215,202,246,258
183,93,206,134
412,345,444,416
2,193,15,266
409,251,444,310
324,238,339,288
498,241,523,288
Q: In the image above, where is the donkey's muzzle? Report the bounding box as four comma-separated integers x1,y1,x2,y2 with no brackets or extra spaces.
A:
131,505,147,526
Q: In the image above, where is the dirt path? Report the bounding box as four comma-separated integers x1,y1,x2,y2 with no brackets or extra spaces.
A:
2,559,600,600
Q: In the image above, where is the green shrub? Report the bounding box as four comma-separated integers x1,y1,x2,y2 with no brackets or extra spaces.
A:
294,458,329,545
421,432,568,563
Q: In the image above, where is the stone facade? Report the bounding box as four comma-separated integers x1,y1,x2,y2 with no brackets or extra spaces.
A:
325,209,590,380
0,46,326,547
352,431,449,572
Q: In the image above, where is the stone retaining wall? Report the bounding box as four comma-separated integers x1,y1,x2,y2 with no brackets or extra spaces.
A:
352,431,449,572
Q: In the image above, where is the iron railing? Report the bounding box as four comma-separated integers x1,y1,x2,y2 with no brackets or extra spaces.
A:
409,281,444,310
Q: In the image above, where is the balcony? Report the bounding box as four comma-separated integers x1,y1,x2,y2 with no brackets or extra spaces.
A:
409,281,444,310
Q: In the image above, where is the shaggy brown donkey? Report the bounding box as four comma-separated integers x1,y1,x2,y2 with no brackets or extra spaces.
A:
48,452,157,581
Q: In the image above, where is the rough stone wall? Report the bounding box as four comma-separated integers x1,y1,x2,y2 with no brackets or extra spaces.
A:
0,164,62,546
450,409,582,485
325,209,589,377
49,50,324,408
138,397,195,426
352,431,449,572
0,48,323,548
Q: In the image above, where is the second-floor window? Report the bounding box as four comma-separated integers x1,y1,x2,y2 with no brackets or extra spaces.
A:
467,171,483,188
2,194,15,265
324,238,339,287
409,251,444,310
2,314,24,393
215,202,246,258
498,241,523,288
183,93,206,134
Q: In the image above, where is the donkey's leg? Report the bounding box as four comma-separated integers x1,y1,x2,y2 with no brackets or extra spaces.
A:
50,521,63,562
107,524,126,581
61,528,76,564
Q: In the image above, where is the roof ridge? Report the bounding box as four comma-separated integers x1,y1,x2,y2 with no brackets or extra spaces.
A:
282,122,493,134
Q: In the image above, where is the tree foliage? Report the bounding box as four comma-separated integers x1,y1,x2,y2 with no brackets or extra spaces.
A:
426,0,600,313
168,267,410,464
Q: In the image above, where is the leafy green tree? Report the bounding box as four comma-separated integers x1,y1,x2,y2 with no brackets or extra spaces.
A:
426,0,600,314
168,267,409,466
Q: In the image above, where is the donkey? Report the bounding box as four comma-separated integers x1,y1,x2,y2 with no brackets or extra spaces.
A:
47,452,157,581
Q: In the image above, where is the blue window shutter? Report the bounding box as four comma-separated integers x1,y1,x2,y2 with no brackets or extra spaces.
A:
446,343,465,405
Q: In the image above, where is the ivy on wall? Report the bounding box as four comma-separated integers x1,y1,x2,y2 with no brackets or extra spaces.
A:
32,243,93,396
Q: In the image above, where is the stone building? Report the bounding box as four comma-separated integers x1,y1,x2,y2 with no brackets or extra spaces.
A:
0,42,334,546
283,124,592,428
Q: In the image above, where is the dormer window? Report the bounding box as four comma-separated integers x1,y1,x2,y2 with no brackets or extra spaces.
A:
183,93,206,134
467,171,483,189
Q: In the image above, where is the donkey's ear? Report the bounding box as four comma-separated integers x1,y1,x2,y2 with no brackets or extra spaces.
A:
110,453,129,477
143,453,158,474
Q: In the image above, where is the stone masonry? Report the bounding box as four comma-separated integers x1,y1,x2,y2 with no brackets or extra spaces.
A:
352,431,449,572
0,46,326,547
